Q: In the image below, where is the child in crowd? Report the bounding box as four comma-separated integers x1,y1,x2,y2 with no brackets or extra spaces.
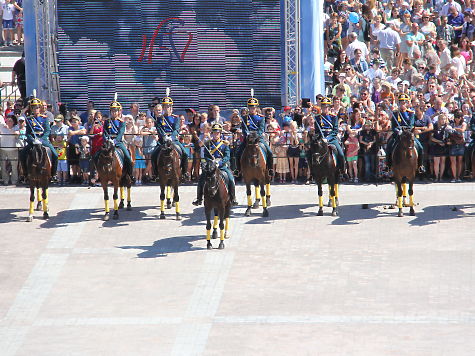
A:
182,134,194,181
134,136,146,185
76,136,91,185
345,129,360,182
53,134,68,186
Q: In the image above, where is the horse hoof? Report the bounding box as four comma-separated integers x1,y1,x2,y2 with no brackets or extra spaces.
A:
160,213,166,220
331,210,338,217
266,197,271,207
166,201,172,209
252,201,260,209
317,209,323,216
207,242,212,250
126,204,132,211
118,201,124,209
212,230,218,240
262,208,269,218
26,216,33,222
43,212,49,220
327,201,332,208
36,203,42,211
172,202,176,207
176,213,182,221
225,233,231,239
398,211,404,217
218,241,225,249
409,209,415,216
103,213,110,221
244,208,251,217
388,205,395,209
335,198,339,207
113,212,119,220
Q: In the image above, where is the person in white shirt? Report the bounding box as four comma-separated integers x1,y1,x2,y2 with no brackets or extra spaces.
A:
440,0,462,17
345,32,369,61
363,59,386,82
1,0,16,46
437,39,452,72
376,22,401,70
0,115,20,184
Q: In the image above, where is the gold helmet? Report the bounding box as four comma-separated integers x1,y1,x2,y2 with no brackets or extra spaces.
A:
161,87,173,105
110,93,122,110
320,97,332,105
29,97,42,107
398,93,411,102
247,88,259,107
211,123,223,132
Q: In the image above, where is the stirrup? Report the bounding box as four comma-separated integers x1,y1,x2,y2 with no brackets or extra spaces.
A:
231,199,239,206
233,169,240,177
192,198,202,206
268,168,275,177
418,165,426,174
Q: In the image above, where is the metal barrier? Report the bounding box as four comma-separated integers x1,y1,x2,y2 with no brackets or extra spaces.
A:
0,82,20,107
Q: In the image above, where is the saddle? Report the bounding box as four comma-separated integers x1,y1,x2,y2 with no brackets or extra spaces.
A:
219,169,230,194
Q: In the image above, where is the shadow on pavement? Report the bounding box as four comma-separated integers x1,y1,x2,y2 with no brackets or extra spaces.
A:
117,235,206,258
0,209,27,223
408,204,475,226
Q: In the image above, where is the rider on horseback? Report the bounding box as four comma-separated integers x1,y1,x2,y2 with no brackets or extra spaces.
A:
193,124,238,206
234,91,274,177
19,96,58,178
150,89,189,181
386,93,425,173
102,97,134,179
311,97,345,172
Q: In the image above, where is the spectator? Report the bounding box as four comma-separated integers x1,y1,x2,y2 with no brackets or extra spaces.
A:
326,12,342,58
407,23,426,60
430,113,450,181
274,129,289,183
140,116,158,182
13,0,22,45
345,32,369,61
52,134,67,186
448,110,466,182
359,120,378,181
447,5,465,43
182,134,194,180
0,114,19,184
79,101,95,126
349,48,369,75
281,106,293,128
376,21,401,70
67,116,86,183
11,52,25,100
286,122,300,183
345,128,360,182
41,100,54,125
1,0,15,46
129,103,140,119
76,136,91,185
436,16,456,44
133,136,146,185
208,104,224,125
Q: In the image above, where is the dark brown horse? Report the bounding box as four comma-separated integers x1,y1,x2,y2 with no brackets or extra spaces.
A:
202,160,231,249
95,139,132,221
392,128,417,217
308,133,340,216
241,132,271,217
156,138,181,220
26,143,51,222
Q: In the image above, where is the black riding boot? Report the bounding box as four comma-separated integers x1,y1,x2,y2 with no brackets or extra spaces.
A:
181,155,190,181
51,156,58,178
229,181,238,206
417,152,426,174
192,177,204,206
266,151,275,176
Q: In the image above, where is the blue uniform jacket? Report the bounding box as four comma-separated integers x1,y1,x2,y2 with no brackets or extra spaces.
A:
314,114,338,140
25,114,50,145
204,139,230,168
241,114,265,137
103,118,125,142
155,114,179,141
391,110,415,133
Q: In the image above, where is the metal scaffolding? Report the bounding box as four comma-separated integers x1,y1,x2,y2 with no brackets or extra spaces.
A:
283,0,300,106
34,0,60,107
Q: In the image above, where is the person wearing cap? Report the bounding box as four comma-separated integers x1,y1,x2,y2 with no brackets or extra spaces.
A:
50,114,69,138
102,98,134,179
281,106,293,128
385,93,425,173
18,96,58,178
192,123,238,206
311,97,345,172
234,94,274,176
150,92,189,181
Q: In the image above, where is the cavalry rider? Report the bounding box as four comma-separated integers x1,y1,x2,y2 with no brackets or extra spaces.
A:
193,124,238,206
312,97,345,171
150,91,189,180
386,93,424,172
464,113,475,175
234,93,274,176
102,98,134,178
19,96,58,178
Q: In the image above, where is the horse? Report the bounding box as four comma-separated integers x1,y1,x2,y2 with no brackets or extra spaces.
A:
391,128,418,217
26,143,52,222
308,132,340,216
156,137,181,220
240,131,271,217
95,139,132,221
202,160,231,250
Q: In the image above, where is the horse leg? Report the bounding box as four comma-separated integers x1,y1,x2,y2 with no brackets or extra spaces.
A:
42,187,49,220
112,186,119,220
261,184,269,217
253,184,261,209
317,182,324,216
334,183,340,207
218,210,225,250
36,187,42,211
402,183,408,207
126,186,132,211
330,184,338,216
224,205,231,239
245,184,252,216
408,181,415,216
166,186,172,209
265,183,271,207
212,209,219,239
327,185,332,207
119,186,125,209
103,185,110,221
174,184,181,220
205,207,212,249
27,186,35,222
159,184,166,219
396,181,404,217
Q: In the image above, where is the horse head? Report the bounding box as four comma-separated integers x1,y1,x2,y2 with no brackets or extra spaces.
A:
98,139,115,167
159,136,175,173
310,132,329,165
203,160,220,197
399,128,415,157
245,131,261,167
28,141,46,175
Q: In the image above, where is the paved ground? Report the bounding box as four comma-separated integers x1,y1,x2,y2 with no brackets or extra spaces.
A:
0,182,474,356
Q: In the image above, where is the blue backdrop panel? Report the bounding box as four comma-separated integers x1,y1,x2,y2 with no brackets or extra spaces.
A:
56,0,282,112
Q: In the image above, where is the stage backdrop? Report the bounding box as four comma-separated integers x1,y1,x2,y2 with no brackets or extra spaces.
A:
57,0,282,112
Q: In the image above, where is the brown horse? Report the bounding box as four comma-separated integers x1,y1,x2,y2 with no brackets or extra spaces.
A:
26,143,51,222
202,160,231,249
308,133,340,216
392,129,417,217
241,132,271,217
95,139,132,221
156,138,181,220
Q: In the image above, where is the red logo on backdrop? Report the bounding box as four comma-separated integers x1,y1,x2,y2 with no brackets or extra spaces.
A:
138,17,193,65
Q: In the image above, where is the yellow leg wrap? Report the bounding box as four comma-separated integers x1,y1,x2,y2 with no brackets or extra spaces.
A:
105,199,110,213
42,197,48,213
331,196,337,208
265,183,271,196
213,215,219,229
37,188,42,202
335,184,339,199
166,186,171,200
127,187,131,203
319,196,324,207
397,196,403,209
206,229,211,241
175,202,180,214
225,218,230,234
403,183,407,197
247,195,252,207
114,199,119,211
29,201,34,215
409,195,414,207
220,229,225,241
160,200,165,212
120,187,125,200
255,186,261,200
262,195,267,208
